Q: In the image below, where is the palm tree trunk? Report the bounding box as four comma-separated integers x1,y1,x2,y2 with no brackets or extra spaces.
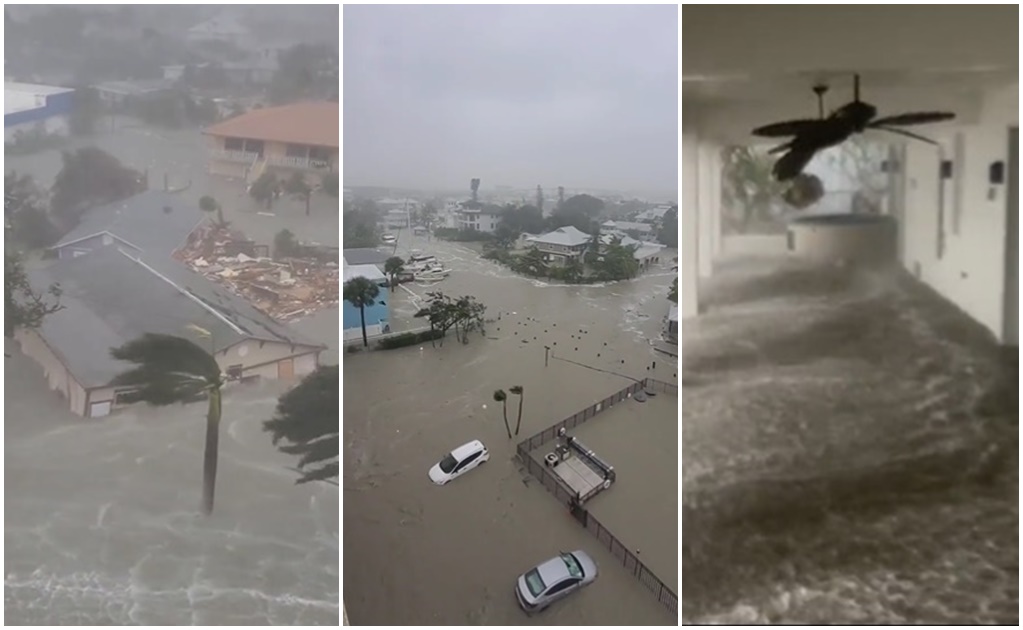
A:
514,393,523,436
201,387,222,516
501,401,512,439
360,304,368,347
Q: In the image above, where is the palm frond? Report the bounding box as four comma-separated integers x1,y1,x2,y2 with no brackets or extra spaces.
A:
110,333,220,406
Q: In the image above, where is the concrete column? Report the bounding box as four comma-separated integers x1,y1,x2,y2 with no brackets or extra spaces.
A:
709,145,724,258
697,142,715,278
679,134,700,318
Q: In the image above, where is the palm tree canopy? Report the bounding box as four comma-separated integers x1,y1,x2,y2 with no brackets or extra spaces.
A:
509,385,523,395
109,333,221,405
343,277,379,308
263,365,339,484
384,256,405,275
493,389,507,402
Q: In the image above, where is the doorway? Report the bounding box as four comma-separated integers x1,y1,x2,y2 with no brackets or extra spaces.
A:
1003,127,1018,346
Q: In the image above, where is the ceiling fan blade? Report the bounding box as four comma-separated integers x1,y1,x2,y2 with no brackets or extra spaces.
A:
751,119,821,138
870,112,956,127
772,147,818,182
872,125,939,145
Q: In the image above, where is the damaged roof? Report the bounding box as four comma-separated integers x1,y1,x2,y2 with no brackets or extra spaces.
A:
29,247,324,388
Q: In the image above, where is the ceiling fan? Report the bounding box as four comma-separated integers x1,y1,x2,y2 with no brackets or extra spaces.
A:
752,73,956,181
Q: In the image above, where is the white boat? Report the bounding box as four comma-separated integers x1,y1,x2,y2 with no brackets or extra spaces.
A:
407,252,439,271
415,266,451,282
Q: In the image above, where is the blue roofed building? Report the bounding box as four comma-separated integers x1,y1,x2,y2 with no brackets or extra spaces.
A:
343,263,390,342
4,81,75,143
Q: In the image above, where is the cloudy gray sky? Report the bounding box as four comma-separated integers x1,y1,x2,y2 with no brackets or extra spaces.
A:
342,4,677,195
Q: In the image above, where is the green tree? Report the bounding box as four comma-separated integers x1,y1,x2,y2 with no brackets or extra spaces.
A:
668,277,678,303
284,172,313,216
6,172,59,248
413,291,487,346
69,86,104,135
249,172,278,210
595,237,640,281
562,257,584,284
343,202,379,248
384,256,405,291
721,146,789,233
510,385,525,436
657,205,678,248
5,252,62,337
514,248,548,278
109,332,224,515
274,228,300,258
199,195,225,226
470,178,481,203
50,148,145,230
269,43,338,104
263,364,339,485
549,194,603,233
343,277,380,347
493,389,512,439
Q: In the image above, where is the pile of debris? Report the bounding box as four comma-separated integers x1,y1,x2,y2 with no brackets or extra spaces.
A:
177,223,338,321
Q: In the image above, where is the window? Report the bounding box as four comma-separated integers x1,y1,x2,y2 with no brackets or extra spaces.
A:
224,137,244,151
457,451,481,471
243,140,264,155
286,143,308,158
547,578,579,595
524,570,546,597
309,146,331,161
561,553,583,578
439,454,458,473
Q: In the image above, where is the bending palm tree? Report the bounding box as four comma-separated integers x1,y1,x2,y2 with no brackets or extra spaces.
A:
493,389,512,439
383,256,405,291
264,365,339,485
343,277,380,347
110,332,224,515
510,385,525,436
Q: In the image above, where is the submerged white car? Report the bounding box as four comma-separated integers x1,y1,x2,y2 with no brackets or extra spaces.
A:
428,440,490,485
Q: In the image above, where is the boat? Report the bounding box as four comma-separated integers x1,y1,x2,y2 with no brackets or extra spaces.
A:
407,251,439,271
414,265,451,282
381,233,397,244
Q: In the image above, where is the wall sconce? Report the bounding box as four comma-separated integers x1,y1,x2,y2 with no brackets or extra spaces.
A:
939,160,954,180
989,161,1005,185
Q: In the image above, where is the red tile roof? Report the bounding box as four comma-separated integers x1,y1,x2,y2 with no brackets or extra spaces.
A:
203,101,339,149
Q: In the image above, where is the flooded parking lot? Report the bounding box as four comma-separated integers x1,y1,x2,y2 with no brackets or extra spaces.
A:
343,235,678,625
679,256,1017,625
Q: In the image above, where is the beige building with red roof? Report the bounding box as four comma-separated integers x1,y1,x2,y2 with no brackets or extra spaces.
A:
202,101,339,183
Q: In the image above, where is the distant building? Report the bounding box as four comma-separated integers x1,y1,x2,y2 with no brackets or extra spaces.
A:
635,205,674,224
597,232,665,270
601,220,656,238
526,226,592,266
343,263,391,341
454,203,501,233
202,101,339,184
665,304,678,344
92,79,177,109
4,81,75,143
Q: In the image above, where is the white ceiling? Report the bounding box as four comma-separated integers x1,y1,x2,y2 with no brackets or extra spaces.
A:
680,6,1018,140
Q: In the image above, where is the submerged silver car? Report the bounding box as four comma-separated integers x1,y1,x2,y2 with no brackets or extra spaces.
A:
515,550,599,614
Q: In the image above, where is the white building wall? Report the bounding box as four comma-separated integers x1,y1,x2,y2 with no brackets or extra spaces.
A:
901,124,1014,342
679,134,700,319
697,142,720,278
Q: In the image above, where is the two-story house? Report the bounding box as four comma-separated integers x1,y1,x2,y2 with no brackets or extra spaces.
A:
454,202,501,234
526,226,593,266
203,101,339,185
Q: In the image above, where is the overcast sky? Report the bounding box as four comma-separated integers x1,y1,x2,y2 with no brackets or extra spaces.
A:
342,5,677,195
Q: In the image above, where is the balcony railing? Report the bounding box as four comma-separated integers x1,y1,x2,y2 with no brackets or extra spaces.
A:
212,149,260,164
266,155,334,170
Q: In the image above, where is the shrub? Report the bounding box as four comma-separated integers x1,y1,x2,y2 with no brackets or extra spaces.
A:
377,329,444,350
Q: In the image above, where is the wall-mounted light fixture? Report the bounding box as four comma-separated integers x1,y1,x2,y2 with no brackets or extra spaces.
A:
989,161,1005,185
939,160,954,180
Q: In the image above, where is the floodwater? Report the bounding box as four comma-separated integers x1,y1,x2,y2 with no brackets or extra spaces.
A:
679,256,1018,625
343,235,679,625
4,344,340,625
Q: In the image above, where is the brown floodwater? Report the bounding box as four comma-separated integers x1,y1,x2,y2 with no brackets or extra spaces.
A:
343,235,679,625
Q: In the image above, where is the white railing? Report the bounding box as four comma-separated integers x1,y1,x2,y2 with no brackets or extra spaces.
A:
212,149,260,164
266,154,334,170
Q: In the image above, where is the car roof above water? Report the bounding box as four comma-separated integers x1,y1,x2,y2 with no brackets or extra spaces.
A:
450,439,485,460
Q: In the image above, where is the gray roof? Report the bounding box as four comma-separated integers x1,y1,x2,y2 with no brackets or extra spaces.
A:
529,226,592,247
30,247,323,388
342,248,391,266
54,190,206,256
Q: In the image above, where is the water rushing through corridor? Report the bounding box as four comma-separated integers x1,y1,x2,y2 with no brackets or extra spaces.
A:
679,257,1018,625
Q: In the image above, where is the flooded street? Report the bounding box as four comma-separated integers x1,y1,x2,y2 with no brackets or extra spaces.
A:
4,344,340,625
679,256,1018,625
343,235,679,625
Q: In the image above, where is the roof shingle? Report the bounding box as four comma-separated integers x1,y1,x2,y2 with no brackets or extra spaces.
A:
203,101,339,148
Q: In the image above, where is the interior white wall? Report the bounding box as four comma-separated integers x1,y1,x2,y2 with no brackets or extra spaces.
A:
1004,128,1018,346
679,135,700,319
696,142,717,278
901,125,1012,341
